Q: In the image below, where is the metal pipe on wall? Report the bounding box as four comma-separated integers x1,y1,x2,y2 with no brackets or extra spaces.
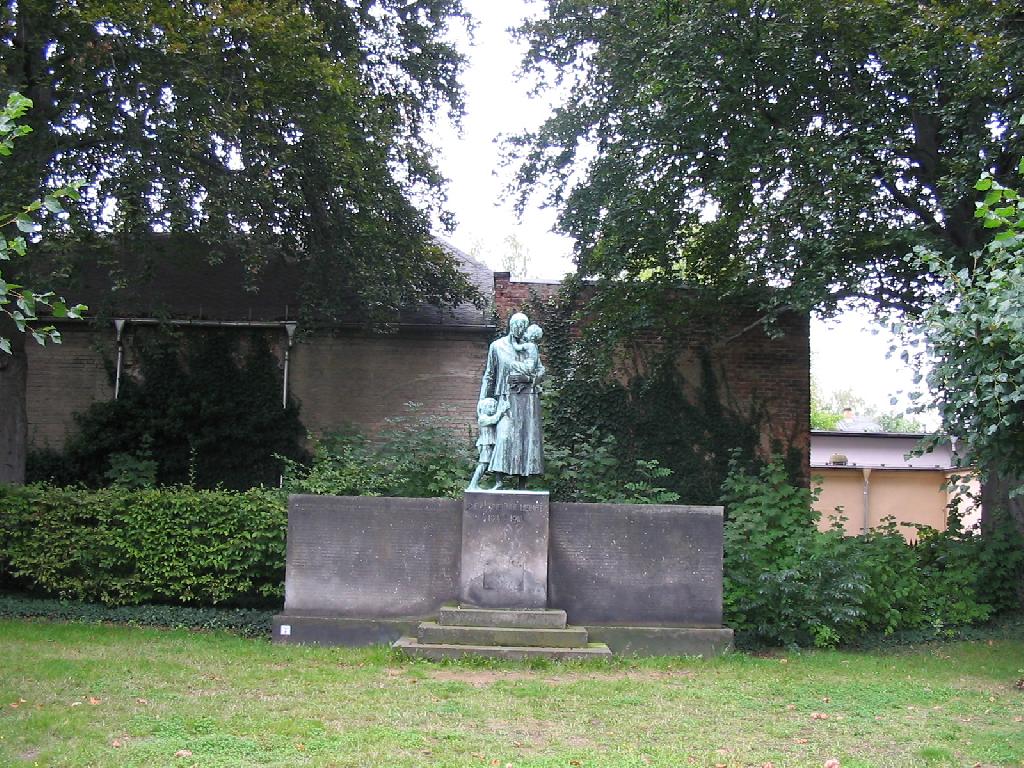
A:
861,467,872,535
111,317,298,405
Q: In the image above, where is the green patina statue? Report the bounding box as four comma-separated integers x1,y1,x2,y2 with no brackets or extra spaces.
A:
469,312,545,491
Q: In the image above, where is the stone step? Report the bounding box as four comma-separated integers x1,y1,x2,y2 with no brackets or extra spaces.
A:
417,621,588,648
438,606,567,629
393,636,613,662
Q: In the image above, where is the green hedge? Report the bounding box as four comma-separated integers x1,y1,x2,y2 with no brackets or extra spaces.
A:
0,484,286,606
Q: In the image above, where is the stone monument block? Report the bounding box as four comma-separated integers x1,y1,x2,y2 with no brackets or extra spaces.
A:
460,490,549,609
283,494,461,617
548,501,724,626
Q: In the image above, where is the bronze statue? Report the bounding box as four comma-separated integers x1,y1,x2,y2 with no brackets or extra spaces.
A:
473,312,545,490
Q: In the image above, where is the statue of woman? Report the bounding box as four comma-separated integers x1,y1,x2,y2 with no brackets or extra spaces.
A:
475,313,545,490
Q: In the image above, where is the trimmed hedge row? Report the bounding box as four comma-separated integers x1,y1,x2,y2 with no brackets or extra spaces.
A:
0,484,286,606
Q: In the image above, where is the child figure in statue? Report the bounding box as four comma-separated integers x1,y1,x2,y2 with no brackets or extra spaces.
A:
468,397,509,490
512,324,545,383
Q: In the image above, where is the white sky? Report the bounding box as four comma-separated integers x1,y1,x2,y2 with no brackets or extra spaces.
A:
432,0,931,425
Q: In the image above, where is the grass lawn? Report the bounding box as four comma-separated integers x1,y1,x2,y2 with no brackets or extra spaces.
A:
0,620,1021,767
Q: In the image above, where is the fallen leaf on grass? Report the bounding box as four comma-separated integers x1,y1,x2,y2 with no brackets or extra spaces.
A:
136,698,148,705
70,701,82,707
810,712,829,720
794,738,809,744
714,764,727,768
295,743,306,751
174,749,193,758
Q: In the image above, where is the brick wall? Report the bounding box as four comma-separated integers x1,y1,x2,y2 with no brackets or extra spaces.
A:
289,328,490,438
492,274,810,479
25,323,492,450
26,275,808,481
26,325,114,450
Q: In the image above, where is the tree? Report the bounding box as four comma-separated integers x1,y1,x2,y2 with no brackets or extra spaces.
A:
0,0,476,483
902,150,1024,515
810,382,925,432
512,1,1023,316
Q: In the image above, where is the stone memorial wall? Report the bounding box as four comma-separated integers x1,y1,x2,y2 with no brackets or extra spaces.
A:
276,492,732,655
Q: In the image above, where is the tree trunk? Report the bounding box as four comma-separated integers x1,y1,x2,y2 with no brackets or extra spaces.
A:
0,315,28,485
980,473,1024,536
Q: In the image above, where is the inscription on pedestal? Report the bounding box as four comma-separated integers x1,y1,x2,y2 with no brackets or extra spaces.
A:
460,490,549,609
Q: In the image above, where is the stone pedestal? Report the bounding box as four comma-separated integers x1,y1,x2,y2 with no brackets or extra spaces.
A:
459,490,549,609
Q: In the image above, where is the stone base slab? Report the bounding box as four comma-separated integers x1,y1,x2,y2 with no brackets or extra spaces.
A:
272,614,417,646
393,636,613,661
274,614,732,657
417,621,588,648
438,606,567,629
586,626,734,657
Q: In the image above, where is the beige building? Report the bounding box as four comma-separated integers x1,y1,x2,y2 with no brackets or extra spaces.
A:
811,430,980,541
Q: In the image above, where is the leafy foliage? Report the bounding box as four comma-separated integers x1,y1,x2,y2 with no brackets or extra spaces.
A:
723,456,1024,648
525,283,773,505
811,383,926,433
513,1,1023,317
0,92,85,353
2,1,476,326
543,429,680,504
901,152,1024,489
29,330,308,490
282,403,475,500
0,484,286,606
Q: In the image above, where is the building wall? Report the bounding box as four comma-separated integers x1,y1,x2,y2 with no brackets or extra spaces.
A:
813,467,953,541
25,325,114,450
25,323,492,451
492,275,811,479
811,432,956,469
288,329,490,438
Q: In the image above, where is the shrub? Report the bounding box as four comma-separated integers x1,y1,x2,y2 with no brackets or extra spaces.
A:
0,594,274,637
544,429,680,503
281,403,475,499
0,484,286,606
722,455,1024,648
722,455,868,647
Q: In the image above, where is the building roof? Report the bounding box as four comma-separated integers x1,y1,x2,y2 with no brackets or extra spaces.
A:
54,234,494,329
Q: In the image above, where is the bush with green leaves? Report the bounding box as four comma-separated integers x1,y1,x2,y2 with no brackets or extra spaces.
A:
282,403,475,500
722,455,868,648
0,484,286,606
543,428,680,504
723,455,1024,648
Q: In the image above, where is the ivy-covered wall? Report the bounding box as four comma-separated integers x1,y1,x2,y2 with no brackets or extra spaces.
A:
494,274,810,503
